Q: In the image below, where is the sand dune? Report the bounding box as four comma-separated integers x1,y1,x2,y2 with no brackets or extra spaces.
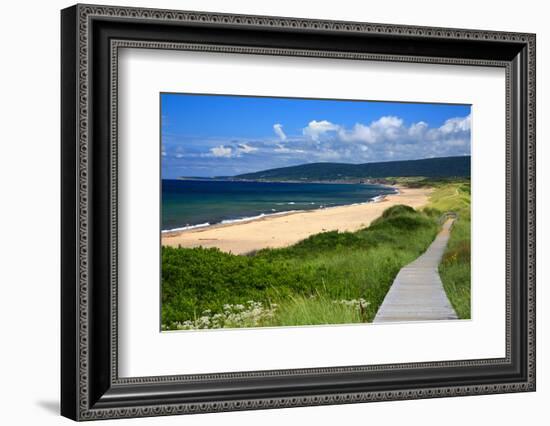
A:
161,186,433,255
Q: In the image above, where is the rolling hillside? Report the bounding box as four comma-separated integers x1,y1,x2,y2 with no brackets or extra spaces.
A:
234,156,470,181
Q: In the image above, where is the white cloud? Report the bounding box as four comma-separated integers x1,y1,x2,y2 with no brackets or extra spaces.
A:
302,120,340,141
303,116,407,146
338,123,375,143
298,113,471,162
372,115,403,128
273,123,287,141
208,143,258,158
274,143,305,154
191,113,470,167
336,116,404,144
237,143,258,154
274,143,291,153
370,116,404,141
408,121,428,138
439,114,471,134
210,145,233,158
333,114,470,149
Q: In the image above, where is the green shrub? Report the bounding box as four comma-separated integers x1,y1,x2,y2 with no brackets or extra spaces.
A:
381,204,415,218
422,207,442,218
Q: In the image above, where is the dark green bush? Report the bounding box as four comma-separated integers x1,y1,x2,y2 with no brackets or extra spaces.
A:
381,204,416,218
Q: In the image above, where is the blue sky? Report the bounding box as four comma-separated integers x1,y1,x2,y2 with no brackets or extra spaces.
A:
161,93,471,178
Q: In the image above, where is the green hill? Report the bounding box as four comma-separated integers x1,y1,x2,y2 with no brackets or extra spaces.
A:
234,156,470,181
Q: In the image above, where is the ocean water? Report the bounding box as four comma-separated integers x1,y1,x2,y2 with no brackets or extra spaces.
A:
161,180,397,232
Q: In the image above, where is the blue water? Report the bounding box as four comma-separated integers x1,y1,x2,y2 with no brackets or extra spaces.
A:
161,180,396,232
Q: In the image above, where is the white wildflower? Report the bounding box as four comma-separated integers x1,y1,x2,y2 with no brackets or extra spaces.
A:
165,300,278,330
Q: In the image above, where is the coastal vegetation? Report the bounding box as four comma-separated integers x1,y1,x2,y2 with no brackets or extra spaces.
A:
161,178,471,330
162,203,440,329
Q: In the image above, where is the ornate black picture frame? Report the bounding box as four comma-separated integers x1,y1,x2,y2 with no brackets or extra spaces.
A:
61,4,536,421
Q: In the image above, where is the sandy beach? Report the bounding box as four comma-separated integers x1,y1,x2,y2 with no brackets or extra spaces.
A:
162,186,433,255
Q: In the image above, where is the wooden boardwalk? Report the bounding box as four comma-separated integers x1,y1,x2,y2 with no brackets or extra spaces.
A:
373,218,458,323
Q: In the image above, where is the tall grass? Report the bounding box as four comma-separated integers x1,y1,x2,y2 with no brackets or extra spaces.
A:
266,294,364,326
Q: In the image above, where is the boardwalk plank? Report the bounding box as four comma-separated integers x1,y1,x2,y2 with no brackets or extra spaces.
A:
373,218,458,323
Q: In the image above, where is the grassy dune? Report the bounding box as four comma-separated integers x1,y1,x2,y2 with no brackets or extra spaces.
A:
162,204,439,330
161,179,471,330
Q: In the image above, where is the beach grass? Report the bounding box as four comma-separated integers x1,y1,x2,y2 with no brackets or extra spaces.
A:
266,294,365,326
162,203,440,330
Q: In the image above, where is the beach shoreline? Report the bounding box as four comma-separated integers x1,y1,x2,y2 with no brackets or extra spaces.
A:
161,183,395,235
161,185,433,255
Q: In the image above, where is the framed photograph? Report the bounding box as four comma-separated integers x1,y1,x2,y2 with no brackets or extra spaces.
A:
61,4,536,421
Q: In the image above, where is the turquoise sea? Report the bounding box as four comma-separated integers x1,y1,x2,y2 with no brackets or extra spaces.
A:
161,179,396,232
